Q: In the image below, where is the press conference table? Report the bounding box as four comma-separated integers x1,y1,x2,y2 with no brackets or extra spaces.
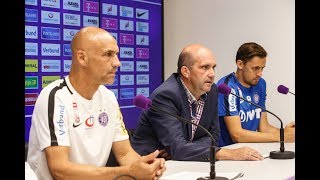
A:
161,142,295,180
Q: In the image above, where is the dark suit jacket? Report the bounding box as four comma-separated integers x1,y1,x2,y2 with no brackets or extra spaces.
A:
131,73,220,161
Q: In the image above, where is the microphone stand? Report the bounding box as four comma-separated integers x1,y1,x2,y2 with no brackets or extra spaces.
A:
149,104,228,180
229,92,295,159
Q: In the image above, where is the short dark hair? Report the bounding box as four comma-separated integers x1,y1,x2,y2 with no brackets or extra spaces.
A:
236,42,267,64
177,50,195,76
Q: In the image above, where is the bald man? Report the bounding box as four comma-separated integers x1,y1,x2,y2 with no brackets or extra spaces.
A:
131,44,264,161
27,27,165,180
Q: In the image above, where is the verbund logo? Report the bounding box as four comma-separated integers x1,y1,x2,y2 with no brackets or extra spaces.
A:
83,15,99,27
25,26,38,39
102,18,118,30
41,27,60,40
25,9,38,22
83,0,99,13
120,88,134,99
25,93,38,106
63,60,72,72
120,33,134,45
136,48,149,59
102,3,117,16
25,59,38,72
25,76,38,89
63,44,72,56
42,43,60,56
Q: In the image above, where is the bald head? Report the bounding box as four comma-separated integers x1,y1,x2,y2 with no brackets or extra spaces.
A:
177,44,215,75
71,27,115,57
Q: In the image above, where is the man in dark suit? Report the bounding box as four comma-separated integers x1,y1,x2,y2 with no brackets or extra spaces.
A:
131,43,264,161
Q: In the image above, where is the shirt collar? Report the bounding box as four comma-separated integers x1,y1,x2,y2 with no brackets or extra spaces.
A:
180,77,207,103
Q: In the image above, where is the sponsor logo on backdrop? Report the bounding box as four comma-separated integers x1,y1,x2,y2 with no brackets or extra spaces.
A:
41,27,60,40
102,3,117,16
63,0,80,11
120,47,134,58
25,9,38,22
136,87,149,97
25,93,38,106
42,60,61,72
63,60,72,72
136,74,149,85
25,26,38,39
120,33,134,45
109,89,118,99
120,75,134,85
136,8,149,20
63,13,80,26
63,28,79,41
110,32,117,41
83,15,99,27
120,20,134,31
120,88,134,99
42,76,60,88
25,76,38,89
42,43,60,56
101,18,118,30
136,48,149,59
25,0,37,6
136,35,149,46
136,22,149,33
41,0,60,9
41,10,60,24
25,59,38,72
25,42,38,56
136,61,149,71
120,6,133,18
63,44,72,56
120,61,134,72
83,0,99,13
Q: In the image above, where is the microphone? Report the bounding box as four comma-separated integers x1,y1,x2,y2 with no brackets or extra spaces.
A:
133,94,228,180
277,85,295,95
218,84,295,159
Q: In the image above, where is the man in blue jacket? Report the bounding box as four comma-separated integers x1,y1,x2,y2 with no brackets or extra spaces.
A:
131,43,263,161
